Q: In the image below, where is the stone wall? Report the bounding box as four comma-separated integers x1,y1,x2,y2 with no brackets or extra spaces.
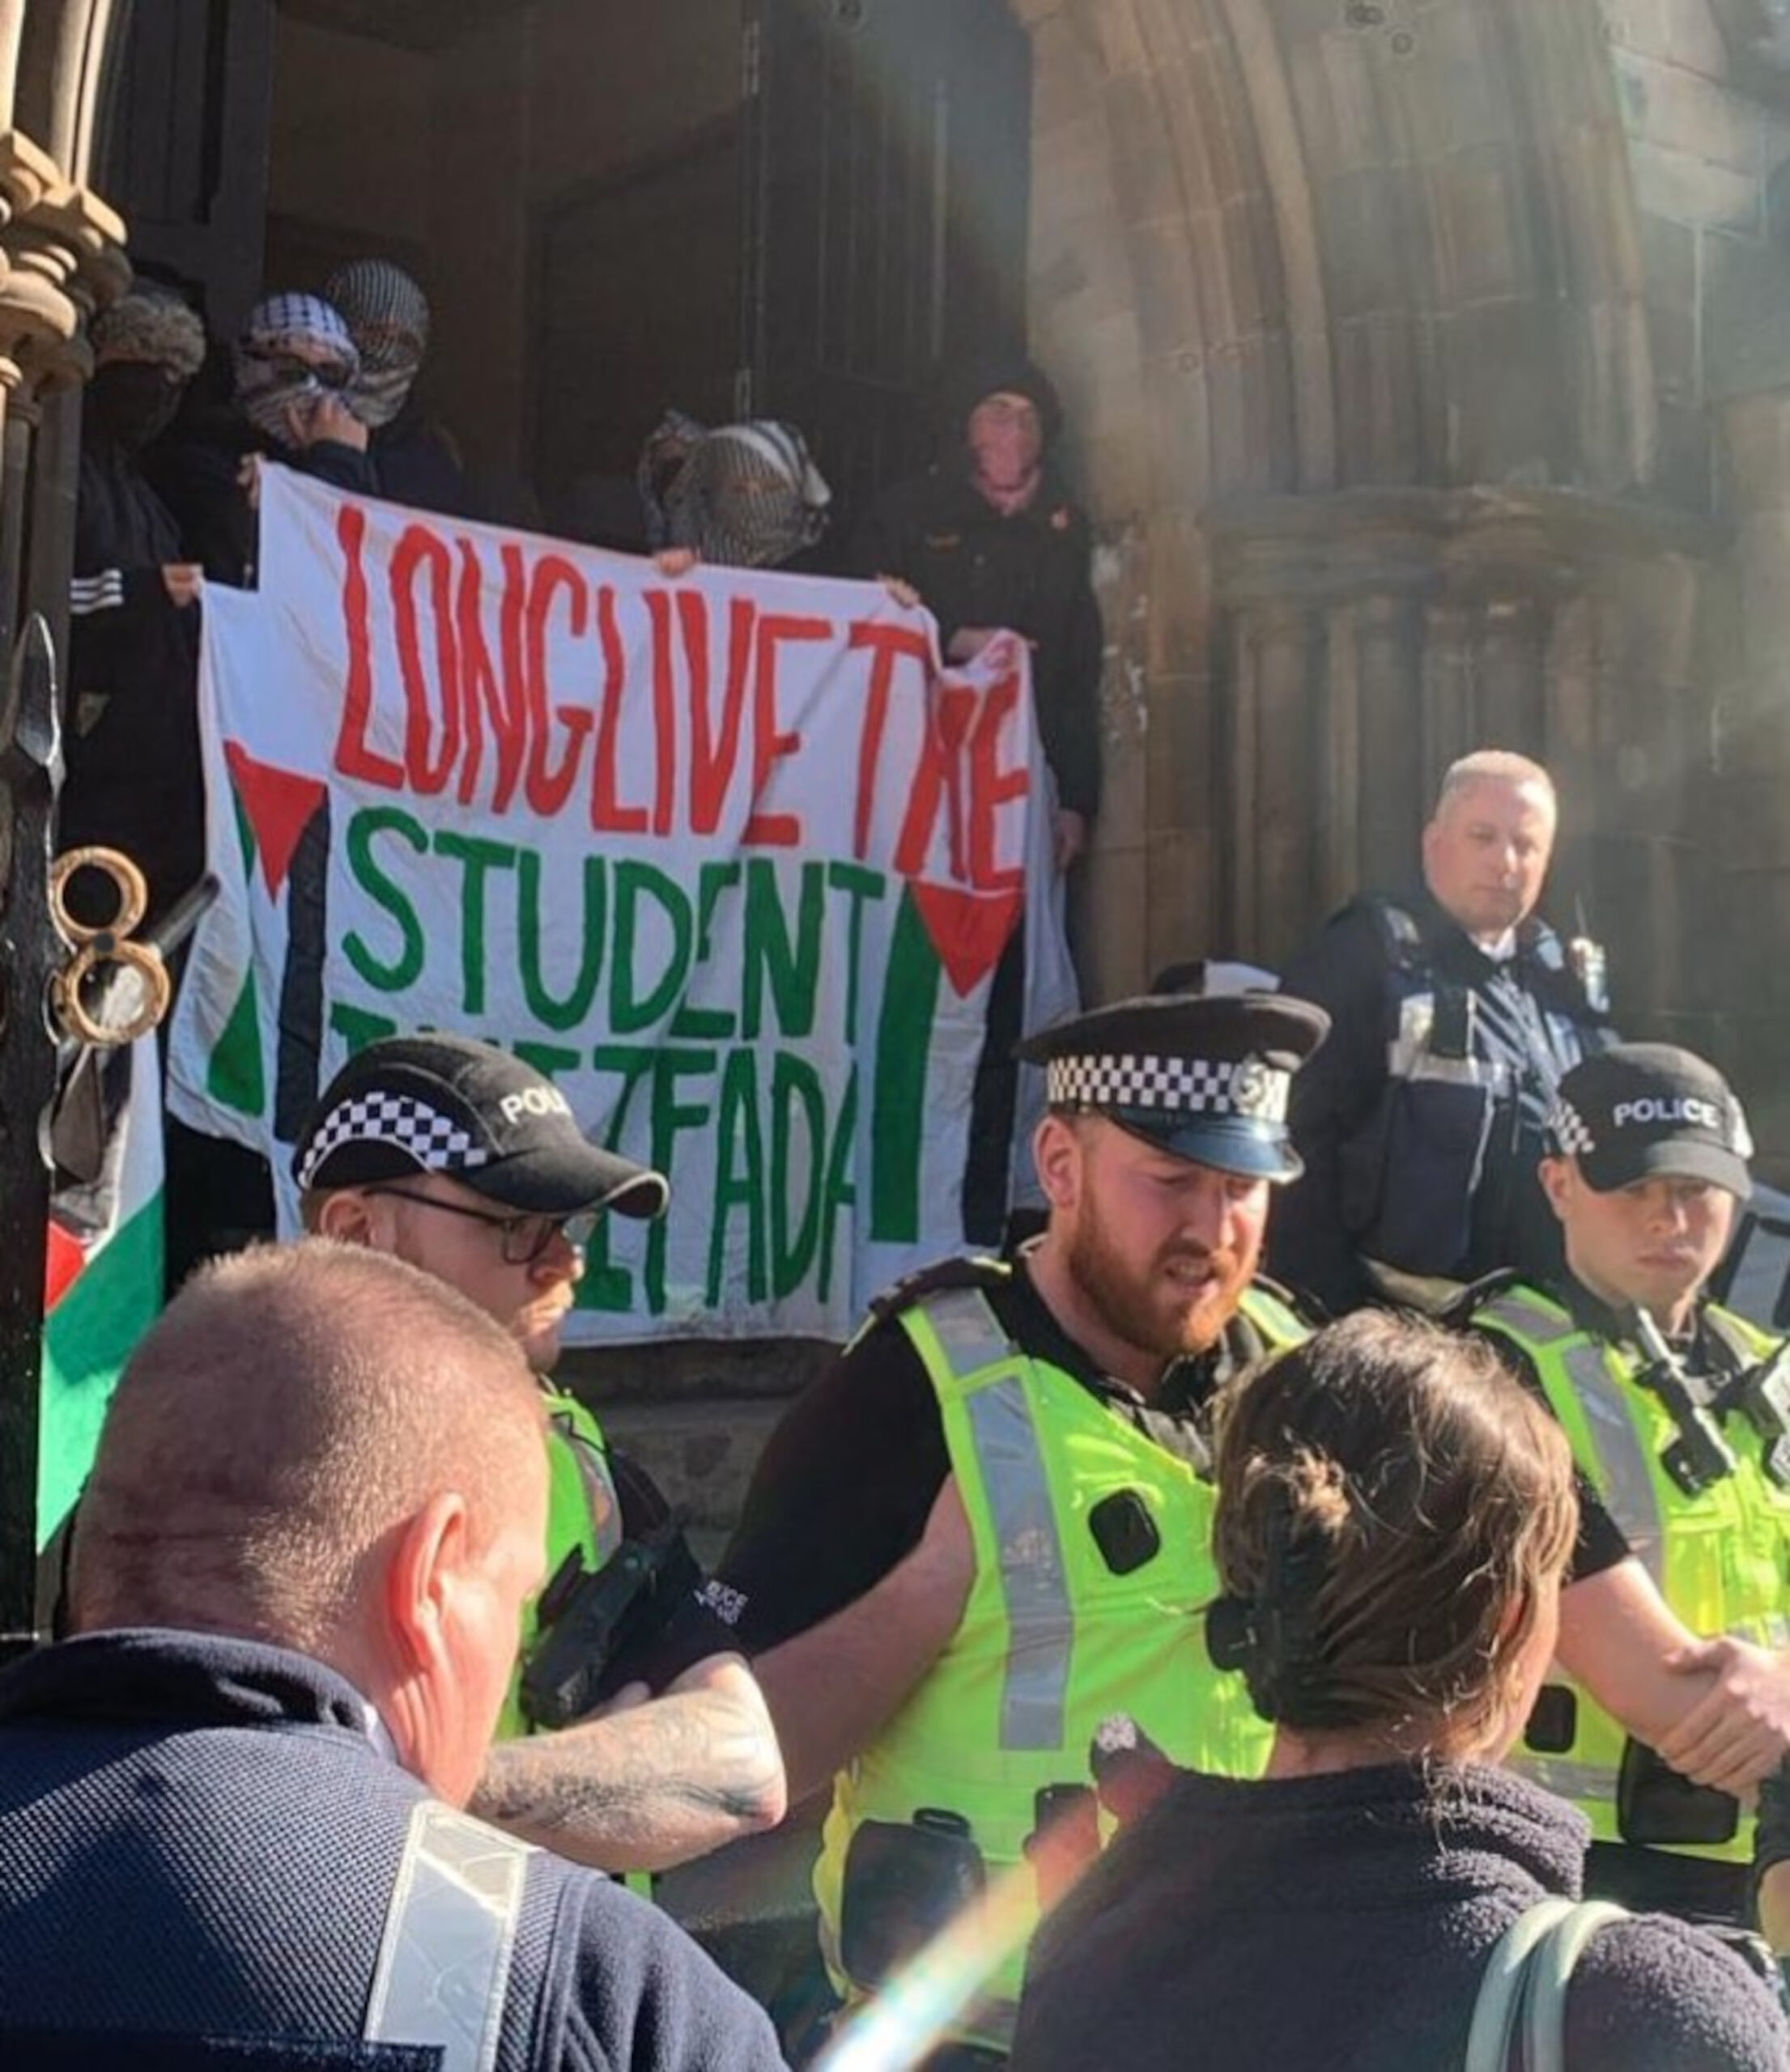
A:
1014,0,1784,1178
267,0,740,484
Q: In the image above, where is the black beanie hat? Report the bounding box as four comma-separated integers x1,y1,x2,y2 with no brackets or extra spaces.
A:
947,355,1065,448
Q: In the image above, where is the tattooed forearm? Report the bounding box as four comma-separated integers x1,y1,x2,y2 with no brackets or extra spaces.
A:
470,1655,787,1874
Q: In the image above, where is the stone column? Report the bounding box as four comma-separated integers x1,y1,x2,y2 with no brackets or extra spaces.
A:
1716,388,1790,1172
1207,487,1720,1038
0,124,125,676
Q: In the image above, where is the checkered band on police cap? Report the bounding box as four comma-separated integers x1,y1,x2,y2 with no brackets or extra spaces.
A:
1548,1096,1597,1158
293,1090,491,1191
1046,1051,1290,1123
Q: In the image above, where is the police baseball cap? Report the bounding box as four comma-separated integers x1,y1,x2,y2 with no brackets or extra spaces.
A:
1549,1043,1753,1199
291,1034,670,1219
1014,991,1329,1183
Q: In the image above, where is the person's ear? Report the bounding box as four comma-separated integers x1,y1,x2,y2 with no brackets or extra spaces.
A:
383,1490,471,1678
1034,1115,1082,1211
314,1188,382,1248
1537,1157,1572,1226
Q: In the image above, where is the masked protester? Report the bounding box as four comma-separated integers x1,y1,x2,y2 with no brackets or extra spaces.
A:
640,411,831,570
62,287,209,925
326,257,471,518
232,292,376,495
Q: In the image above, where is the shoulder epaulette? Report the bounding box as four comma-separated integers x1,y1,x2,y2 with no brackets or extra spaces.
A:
1350,894,1428,976
1231,1276,1316,1360
1244,1271,1313,1320
866,1253,1011,1329
1443,1267,1531,1327
1704,1304,1782,1369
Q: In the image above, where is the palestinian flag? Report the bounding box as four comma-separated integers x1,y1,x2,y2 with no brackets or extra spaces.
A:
40,1036,164,1544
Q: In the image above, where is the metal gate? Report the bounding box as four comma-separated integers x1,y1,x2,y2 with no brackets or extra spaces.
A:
741,0,1031,541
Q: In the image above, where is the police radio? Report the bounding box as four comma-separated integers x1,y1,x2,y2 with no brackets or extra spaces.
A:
1720,1341,1790,1491
1631,1310,1738,1497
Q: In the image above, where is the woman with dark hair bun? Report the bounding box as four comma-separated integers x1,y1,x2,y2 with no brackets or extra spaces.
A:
1011,1312,1789,2072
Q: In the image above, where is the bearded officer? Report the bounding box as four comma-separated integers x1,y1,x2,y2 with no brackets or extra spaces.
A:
1457,1043,1790,1925
716,990,1327,2060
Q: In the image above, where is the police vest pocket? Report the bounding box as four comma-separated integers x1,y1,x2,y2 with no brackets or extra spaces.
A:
840,1813,987,1990
1353,1077,1495,1276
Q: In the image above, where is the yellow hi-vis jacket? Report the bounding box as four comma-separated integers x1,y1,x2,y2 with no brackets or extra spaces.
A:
814,1274,1305,2052
1476,1283,1790,1862
497,1385,624,1743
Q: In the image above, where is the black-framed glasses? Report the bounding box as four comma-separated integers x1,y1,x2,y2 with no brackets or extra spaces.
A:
366,1186,596,1266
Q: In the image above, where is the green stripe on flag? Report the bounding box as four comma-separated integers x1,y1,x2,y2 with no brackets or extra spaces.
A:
232,785,258,871
206,970,266,1117
39,1190,164,1544
871,886,943,1242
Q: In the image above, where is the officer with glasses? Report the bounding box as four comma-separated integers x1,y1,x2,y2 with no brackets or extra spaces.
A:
292,1033,786,1877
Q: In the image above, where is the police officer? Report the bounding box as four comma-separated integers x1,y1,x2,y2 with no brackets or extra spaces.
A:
1457,1043,1790,1924
1269,748,1614,1315
716,991,1326,2060
293,1034,785,1873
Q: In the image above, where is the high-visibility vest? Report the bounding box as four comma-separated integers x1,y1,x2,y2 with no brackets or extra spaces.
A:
814,1276,1306,2052
1476,1283,1790,1862
496,1386,624,1742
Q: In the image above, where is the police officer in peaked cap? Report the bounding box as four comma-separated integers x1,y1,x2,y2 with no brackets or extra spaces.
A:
291,1034,785,1878
714,988,1328,2060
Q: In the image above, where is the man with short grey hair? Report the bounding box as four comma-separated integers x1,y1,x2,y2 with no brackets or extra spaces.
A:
0,1242,785,2069
1269,747,1615,1314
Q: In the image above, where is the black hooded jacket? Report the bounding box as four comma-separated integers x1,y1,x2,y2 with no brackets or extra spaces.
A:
62,409,205,923
850,359,1103,820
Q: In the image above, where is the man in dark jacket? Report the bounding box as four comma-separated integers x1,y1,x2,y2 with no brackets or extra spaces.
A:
0,1241,785,2070
1269,748,1614,1315
852,359,1103,867
62,287,208,925
853,359,1103,1242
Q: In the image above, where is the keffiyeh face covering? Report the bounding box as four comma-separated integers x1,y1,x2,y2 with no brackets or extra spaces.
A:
326,259,431,429
655,418,832,569
234,293,359,444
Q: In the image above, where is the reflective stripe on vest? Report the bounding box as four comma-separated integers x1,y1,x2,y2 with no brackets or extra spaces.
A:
364,1799,535,2072
1481,1289,1667,1590
929,1288,1075,1754
814,1279,1308,2052
1478,1286,1790,1862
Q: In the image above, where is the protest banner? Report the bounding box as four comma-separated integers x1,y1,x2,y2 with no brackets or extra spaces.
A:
168,467,1076,1341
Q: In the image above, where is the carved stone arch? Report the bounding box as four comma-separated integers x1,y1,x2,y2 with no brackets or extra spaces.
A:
15,0,126,185
0,0,130,769
1020,0,1717,1047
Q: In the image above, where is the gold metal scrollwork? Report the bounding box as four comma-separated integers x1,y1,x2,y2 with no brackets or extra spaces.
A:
47,846,172,1047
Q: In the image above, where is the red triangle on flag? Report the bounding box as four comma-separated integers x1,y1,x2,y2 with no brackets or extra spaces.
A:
224,741,327,900
911,881,1023,999
45,1219,86,1314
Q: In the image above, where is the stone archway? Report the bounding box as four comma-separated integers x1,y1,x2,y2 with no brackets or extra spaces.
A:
1004,0,1729,1121
0,0,130,671
27,0,1762,1111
